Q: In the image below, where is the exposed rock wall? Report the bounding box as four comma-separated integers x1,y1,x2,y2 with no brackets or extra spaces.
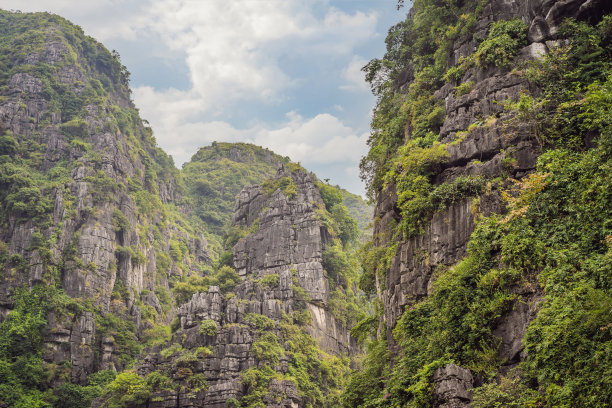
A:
0,15,209,384
131,169,355,407
373,0,609,405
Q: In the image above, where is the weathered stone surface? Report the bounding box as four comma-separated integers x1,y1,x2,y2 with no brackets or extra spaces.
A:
432,364,474,408
493,291,541,365
130,169,355,407
374,0,601,401
0,25,207,384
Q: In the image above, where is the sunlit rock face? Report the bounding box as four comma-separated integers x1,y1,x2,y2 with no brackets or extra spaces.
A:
129,169,356,407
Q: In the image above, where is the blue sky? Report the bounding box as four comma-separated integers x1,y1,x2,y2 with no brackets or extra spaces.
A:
4,0,409,195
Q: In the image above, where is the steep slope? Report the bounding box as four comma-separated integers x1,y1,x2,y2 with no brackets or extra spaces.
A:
0,10,371,408
346,0,611,407
94,167,366,408
0,10,212,407
339,187,373,237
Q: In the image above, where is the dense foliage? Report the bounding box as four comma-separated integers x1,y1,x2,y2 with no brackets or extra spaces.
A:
347,1,611,406
0,8,376,408
182,142,288,236
0,9,209,407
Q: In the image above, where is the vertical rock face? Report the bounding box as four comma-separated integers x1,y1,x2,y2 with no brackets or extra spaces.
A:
233,170,329,304
0,11,209,385
371,0,609,405
133,169,356,407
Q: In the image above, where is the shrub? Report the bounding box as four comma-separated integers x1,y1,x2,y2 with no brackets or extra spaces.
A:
472,377,540,407
474,19,528,68
322,243,348,282
102,371,150,408
160,343,183,359
318,182,343,210
260,273,279,289
262,176,298,198
59,118,88,139
454,81,474,96
172,274,211,305
188,373,208,392
199,319,219,337
111,209,131,233
0,131,17,155
244,313,275,331
215,265,240,294
53,383,102,408
251,332,283,364
145,371,174,391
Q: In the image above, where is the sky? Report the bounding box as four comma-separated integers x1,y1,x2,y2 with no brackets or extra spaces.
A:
3,0,409,196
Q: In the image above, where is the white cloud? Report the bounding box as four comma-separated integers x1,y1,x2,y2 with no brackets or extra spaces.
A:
340,55,369,92
134,1,378,108
252,112,368,165
4,0,377,195
2,0,146,41
135,90,369,170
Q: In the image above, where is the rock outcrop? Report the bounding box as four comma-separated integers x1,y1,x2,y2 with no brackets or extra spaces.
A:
372,0,610,405
0,11,209,384
128,169,357,407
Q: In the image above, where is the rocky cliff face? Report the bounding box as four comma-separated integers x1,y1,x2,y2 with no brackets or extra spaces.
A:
0,10,210,390
379,0,607,344
355,0,612,407
124,168,357,407
0,13,367,408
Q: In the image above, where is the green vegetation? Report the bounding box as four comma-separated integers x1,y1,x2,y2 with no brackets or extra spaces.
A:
0,9,218,407
100,371,150,408
346,8,612,408
0,285,115,408
238,312,352,408
199,319,219,337
182,142,288,236
262,175,297,198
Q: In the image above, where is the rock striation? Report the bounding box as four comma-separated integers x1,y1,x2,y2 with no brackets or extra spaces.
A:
372,0,610,405
128,169,356,407
0,11,209,385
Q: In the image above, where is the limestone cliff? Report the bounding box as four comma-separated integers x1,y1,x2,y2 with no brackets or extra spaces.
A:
348,0,611,406
0,9,209,399
107,168,360,407
0,11,367,408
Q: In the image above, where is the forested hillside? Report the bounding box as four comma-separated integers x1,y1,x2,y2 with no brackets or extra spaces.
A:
0,9,370,408
344,0,611,407
182,143,288,236
1,1,610,407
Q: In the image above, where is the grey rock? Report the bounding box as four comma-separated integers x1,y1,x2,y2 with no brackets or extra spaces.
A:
432,364,473,408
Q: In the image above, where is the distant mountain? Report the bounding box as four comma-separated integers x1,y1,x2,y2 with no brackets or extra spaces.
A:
182,142,288,235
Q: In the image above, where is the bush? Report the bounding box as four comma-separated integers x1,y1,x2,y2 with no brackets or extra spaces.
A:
145,371,174,391
472,377,540,408
322,243,348,282
199,319,219,337
52,383,102,408
0,131,17,155
102,371,150,408
160,343,183,359
262,176,297,198
260,273,279,289
251,332,283,364
172,274,211,305
318,182,343,210
244,313,275,331
215,265,240,294
474,19,527,68
112,209,131,233
59,118,88,139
